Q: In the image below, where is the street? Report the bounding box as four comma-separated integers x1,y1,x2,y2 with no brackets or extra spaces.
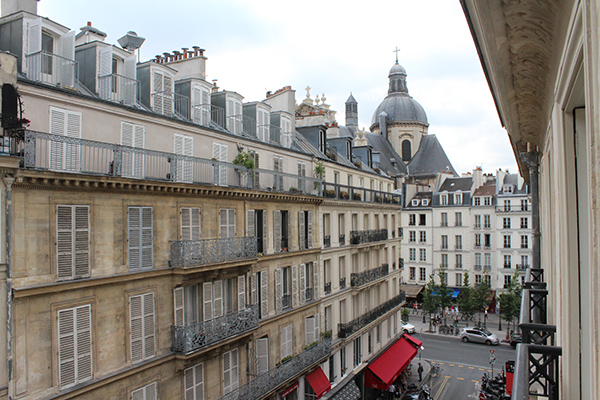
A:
417,333,515,399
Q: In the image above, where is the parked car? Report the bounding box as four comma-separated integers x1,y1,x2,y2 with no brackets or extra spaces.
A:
509,333,522,348
460,327,499,345
401,320,416,334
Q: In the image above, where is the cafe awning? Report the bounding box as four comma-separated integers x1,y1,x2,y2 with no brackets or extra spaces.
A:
401,284,424,298
306,367,331,399
452,288,461,298
364,334,423,390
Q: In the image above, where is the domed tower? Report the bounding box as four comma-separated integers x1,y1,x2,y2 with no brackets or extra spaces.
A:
345,93,358,130
370,60,429,163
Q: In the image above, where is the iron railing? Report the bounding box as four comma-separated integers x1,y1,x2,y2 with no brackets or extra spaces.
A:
398,227,403,238
20,131,322,194
322,182,401,204
350,229,388,245
170,237,257,268
350,264,389,287
192,103,226,128
219,338,332,400
339,234,345,245
474,265,482,271
339,277,346,289
172,305,259,354
516,264,529,271
98,73,139,105
338,292,406,338
324,282,331,294
495,205,530,213
281,294,291,309
25,50,78,88
151,90,191,119
305,287,313,302
399,258,404,269
323,235,331,248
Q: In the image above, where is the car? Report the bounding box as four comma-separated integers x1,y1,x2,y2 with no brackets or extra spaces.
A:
509,333,522,348
401,320,416,334
460,327,500,345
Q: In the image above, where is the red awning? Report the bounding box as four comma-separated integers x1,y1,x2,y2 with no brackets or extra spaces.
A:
365,335,421,390
306,367,331,399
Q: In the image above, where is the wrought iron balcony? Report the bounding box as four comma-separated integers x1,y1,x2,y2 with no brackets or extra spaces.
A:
399,258,404,269
350,229,388,245
495,205,531,213
339,277,346,289
339,234,346,246
323,235,331,248
324,282,331,294
151,90,190,119
192,103,225,128
322,182,401,204
98,73,139,105
219,338,332,400
281,294,291,309
338,292,406,338
474,265,482,271
398,227,403,238
172,305,259,354
483,265,491,272
170,237,257,268
350,264,389,287
304,287,313,302
25,50,78,88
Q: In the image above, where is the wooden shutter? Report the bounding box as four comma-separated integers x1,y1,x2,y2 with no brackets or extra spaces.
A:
273,210,281,252
56,205,90,281
98,46,113,98
61,31,75,62
305,316,314,345
60,31,76,86
163,74,173,115
213,280,223,318
299,264,306,305
250,273,258,305
131,382,157,400
298,211,305,250
203,282,213,321
152,71,164,114
314,314,320,340
174,287,184,326
64,111,81,171
223,349,239,394
128,207,141,270
281,325,292,359
237,275,246,310
246,210,255,237
313,261,319,299
123,54,137,105
307,211,313,248
260,270,269,318
73,205,90,278
291,265,298,308
56,205,73,279
121,122,134,176
181,208,201,241
256,337,269,375
26,17,42,77
140,207,153,269
275,268,282,313
58,304,92,388
184,363,204,400
130,293,155,363
228,209,236,238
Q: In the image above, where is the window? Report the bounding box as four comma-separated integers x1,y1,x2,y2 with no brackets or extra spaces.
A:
409,267,416,280
421,198,429,206
340,346,347,376
280,325,293,359
419,267,427,281
251,271,269,319
503,185,513,194
474,197,481,206
273,156,284,190
298,210,313,250
503,217,511,229
226,98,243,135
419,249,426,262
455,254,462,268
184,363,204,400
121,122,145,178
484,215,491,229
220,208,236,238
297,162,307,192
484,234,491,248
521,217,529,229
368,331,373,354
475,253,482,267
41,31,54,74
305,315,320,346
455,273,462,286
339,299,347,324
454,193,463,205
56,205,90,281
128,206,153,271
324,306,332,332
181,207,201,241
455,212,462,226
49,107,82,171
301,263,314,302
409,248,416,261
213,142,229,186
521,199,529,211
474,234,481,248
409,214,416,225
441,212,448,226
130,293,155,363
334,171,340,185
223,348,239,394
484,196,491,206
441,254,448,268
276,266,292,311
419,214,426,226
504,275,512,288
504,255,512,269
247,209,266,254
484,253,491,268
439,271,447,284
441,235,448,250
419,231,426,243
57,304,92,388
475,274,482,284
409,231,416,242
440,194,448,205
353,337,362,367
521,235,529,248
131,382,157,400
273,210,289,252
174,133,193,182
503,235,511,248
411,198,419,207
484,275,491,286
455,235,462,250
474,215,481,229
501,199,510,212
151,70,173,115
521,255,529,267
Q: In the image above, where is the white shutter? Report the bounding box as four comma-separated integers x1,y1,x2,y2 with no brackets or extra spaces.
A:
250,272,258,305
298,211,305,250
307,211,313,248
56,205,73,279
49,107,66,170
130,293,155,363
128,206,153,270
98,46,113,98
174,287,184,326
181,208,201,241
291,265,298,308
132,382,157,400
213,280,223,318
260,270,269,318
152,71,164,114
273,210,281,252
275,268,282,313
223,349,239,394
237,275,246,310
123,54,137,104
73,205,90,278
25,17,42,78
256,338,269,375
314,314,320,340
281,325,292,359
201,89,210,125
227,99,235,133
58,304,92,388
246,210,255,237
60,31,76,86
228,209,236,238
49,107,80,171
203,282,213,321
61,31,75,62
299,264,306,305
185,363,204,400
141,207,153,269
231,348,239,391
213,143,228,186
143,293,155,359
163,74,173,115
64,110,82,171
313,261,319,299
133,125,145,178
128,207,141,270
56,205,90,280
305,317,315,345
121,122,134,176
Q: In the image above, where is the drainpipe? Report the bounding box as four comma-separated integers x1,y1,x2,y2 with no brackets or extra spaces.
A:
3,176,14,400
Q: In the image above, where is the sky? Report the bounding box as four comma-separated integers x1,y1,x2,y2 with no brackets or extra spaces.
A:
36,0,517,175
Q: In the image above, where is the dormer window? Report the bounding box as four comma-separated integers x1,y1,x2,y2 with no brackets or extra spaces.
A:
474,197,481,206
454,193,463,204
411,199,419,206
484,196,491,206
346,141,352,160
421,199,429,206
318,130,326,153
440,194,448,205
227,98,243,135
503,185,513,193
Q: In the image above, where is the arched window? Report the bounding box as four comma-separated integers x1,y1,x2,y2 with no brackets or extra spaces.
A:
402,139,412,162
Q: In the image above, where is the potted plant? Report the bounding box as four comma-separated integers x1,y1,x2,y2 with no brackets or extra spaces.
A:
374,195,383,203
233,150,255,170
340,191,349,199
325,189,336,198
313,161,325,194
353,192,362,200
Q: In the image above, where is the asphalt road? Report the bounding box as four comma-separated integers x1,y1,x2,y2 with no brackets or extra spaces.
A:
415,333,515,399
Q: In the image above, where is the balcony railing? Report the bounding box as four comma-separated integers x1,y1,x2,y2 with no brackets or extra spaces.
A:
483,265,491,272
350,229,388,245
324,282,331,295
322,182,401,204
20,131,322,194
339,277,346,289
151,90,190,119
399,258,404,269
338,292,405,338
281,294,291,309
516,264,529,271
305,287,313,302
172,304,258,354
351,264,389,287
323,235,331,248
495,205,531,213
398,227,403,238
170,237,257,268
192,103,226,128
339,234,345,246
98,73,139,105
219,338,332,400
474,265,482,271
25,50,78,88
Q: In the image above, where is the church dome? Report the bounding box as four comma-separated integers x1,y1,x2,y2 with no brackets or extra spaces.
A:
371,62,428,127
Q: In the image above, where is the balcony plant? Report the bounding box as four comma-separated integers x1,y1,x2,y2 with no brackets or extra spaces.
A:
313,161,325,194
320,330,332,339
325,189,336,198
340,190,349,199
352,192,362,200
374,195,383,203
233,150,255,170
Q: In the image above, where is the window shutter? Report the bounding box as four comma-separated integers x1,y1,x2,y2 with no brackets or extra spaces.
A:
213,280,223,318
291,265,298,308
307,211,313,248
141,207,153,269
49,107,66,170
250,273,258,305
275,268,282,313
152,71,164,114
314,314,320,339
237,275,246,310
299,264,306,305
185,363,204,400
313,261,319,299
25,17,42,77
143,293,155,359
58,304,92,388
281,325,292,359
61,30,75,62
174,287,184,326
228,209,236,238
231,348,239,391
123,54,137,105
273,210,281,252
262,209,267,251
98,46,113,98
223,349,239,394
246,210,255,237
65,111,81,171
56,205,74,280
128,207,141,270
163,75,173,115
131,382,157,400
203,282,213,321
181,208,201,241
256,337,269,375
227,99,235,133
73,205,90,278
305,316,315,345
121,122,134,176
260,270,269,318
298,211,305,250
130,294,143,362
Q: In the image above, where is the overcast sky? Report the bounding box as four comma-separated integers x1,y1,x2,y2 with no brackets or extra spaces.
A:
37,0,517,175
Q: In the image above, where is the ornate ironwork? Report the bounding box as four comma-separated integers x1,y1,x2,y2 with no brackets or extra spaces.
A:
322,182,401,204
305,288,313,302
170,237,257,267
338,292,406,338
324,282,331,294
350,264,389,287
219,338,332,400
399,258,404,269
323,235,331,248
516,264,529,271
339,234,345,245
349,229,388,245
172,305,259,354
339,277,346,289
281,294,290,309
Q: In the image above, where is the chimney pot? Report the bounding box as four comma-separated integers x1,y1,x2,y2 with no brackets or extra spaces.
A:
87,21,92,27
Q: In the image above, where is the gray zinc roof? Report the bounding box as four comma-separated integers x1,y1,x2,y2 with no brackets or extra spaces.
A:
438,177,473,192
407,135,457,178
365,132,408,176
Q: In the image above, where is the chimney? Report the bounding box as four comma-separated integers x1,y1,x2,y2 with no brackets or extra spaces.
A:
473,166,483,188
1,0,38,17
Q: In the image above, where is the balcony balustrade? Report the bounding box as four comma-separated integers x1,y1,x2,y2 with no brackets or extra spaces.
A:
323,235,331,248
281,294,291,309
350,264,389,287
170,237,257,268
495,205,531,213
322,182,401,204
474,265,482,271
98,73,139,105
339,277,346,289
339,234,346,246
219,338,332,400
516,264,529,271
350,229,388,245
25,50,78,88
483,265,491,272
399,258,404,269
324,282,331,294
192,103,226,128
305,287,313,302
338,292,405,338
151,90,190,119
172,304,258,354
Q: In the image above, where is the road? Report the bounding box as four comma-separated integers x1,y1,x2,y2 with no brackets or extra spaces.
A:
416,333,515,399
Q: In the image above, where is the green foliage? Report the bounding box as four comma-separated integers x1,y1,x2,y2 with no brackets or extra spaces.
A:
499,270,522,329
437,268,453,311
401,307,410,319
314,161,325,178
422,274,438,316
320,330,332,338
232,151,255,170
458,271,476,319
473,275,492,314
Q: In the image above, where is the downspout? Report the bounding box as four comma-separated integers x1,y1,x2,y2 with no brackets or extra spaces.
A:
2,176,14,400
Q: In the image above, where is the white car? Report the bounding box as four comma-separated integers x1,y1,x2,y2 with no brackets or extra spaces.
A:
401,320,416,334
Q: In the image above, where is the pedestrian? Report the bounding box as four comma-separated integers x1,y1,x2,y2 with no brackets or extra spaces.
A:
485,308,488,319
413,301,418,314
388,383,395,400
417,362,424,382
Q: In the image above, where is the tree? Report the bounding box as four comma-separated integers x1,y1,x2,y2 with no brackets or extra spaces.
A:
473,275,492,327
437,268,453,320
422,274,438,331
499,270,522,334
458,271,476,320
